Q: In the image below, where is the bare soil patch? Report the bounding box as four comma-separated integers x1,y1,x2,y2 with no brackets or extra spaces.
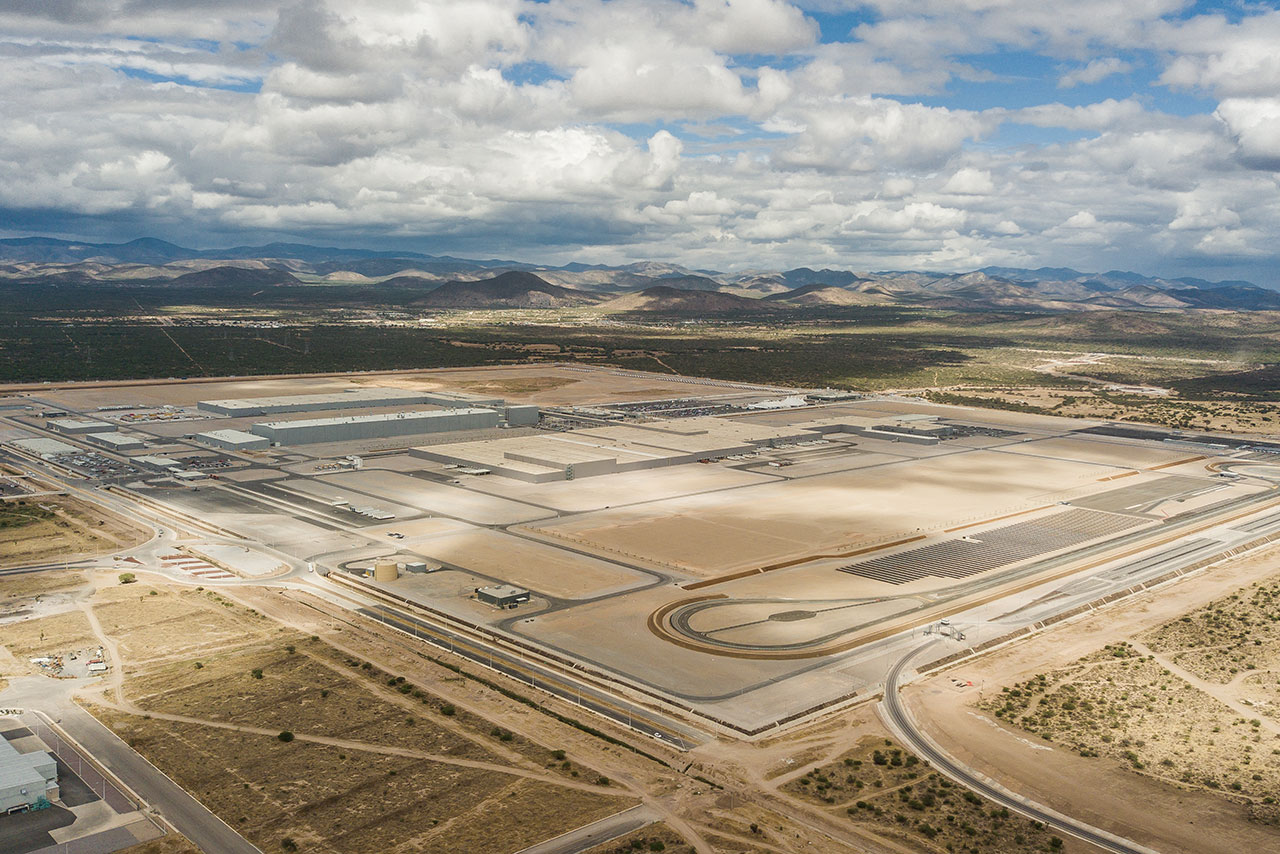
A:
1143,575,1280,684
97,714,622,854
781,736,1090,853
0,497,146,566
985,643,1280,824
583,824,691,853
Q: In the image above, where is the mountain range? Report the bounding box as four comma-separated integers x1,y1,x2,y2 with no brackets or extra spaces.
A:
3,236,1278,314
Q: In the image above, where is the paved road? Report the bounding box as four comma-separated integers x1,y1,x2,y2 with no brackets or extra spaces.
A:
48,704,260,854
878,642,1162,854
2,678,260,854
513,805,658,854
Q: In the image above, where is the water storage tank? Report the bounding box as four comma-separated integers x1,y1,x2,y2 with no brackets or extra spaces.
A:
373,560,399,582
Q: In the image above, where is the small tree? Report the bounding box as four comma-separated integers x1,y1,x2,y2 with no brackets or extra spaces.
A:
277,731,294,743
118,573,136,584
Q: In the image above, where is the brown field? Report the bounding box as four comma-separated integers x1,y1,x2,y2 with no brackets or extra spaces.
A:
0,571,635,854
973,569,1280,829
583,824,690,853
1,608,97,662
0,568,90,601
0,496,147,566
983,643,1280,822
120,834,202,854
91,583,279,663
1142,576,1280,684
97,713,623,854
928,385,1280,435
780,736,1090,853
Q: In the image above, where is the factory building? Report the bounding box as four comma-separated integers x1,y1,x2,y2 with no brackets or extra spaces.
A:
0,735,58,813
135,455,182,472
414,418,800,482
423,391,506,408
250,408,499,446
195,429,271,452
9,438,78,457
84,432,146,452
502,405,540,427
49,418,112,435
475,584,530,608
197,388,439,417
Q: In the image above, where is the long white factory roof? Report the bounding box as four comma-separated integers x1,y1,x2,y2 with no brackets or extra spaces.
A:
198,428,265,442
200,388,428,410
256,407,494,429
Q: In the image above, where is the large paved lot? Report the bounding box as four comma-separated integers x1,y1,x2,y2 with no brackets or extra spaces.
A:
6,364,1280,731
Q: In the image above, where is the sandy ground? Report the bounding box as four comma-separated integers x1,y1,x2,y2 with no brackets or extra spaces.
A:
26,365,751,411
527,449,1126,576
317,469,554,525
394,526,650,599
997,435,1196,469
0,496,147,567
902,542,1280,854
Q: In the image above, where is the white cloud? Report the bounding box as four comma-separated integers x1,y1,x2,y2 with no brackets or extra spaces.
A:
0,0,1279,283
941,167,994,195
1215,97,1280,166
1062,211,1099,229
1058,57,1132,89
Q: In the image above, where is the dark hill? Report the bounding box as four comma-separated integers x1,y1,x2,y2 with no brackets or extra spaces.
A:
166,266,302,287
764,283,890,306
1169,286,1280,310
654,275,725,291
601,285,773,314
416,271,601,308
379,275,444,289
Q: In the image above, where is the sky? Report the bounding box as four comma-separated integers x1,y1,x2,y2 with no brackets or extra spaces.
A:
2,1,1279,283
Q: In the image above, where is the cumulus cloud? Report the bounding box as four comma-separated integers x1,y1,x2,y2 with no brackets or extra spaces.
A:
0,0,1278,283
941,167,994,195
1058,57,1132,88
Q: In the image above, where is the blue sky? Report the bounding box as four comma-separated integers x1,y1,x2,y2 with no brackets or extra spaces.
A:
1,0,1278,283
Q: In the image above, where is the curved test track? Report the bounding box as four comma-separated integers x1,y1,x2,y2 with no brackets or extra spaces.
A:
878,642,1162,854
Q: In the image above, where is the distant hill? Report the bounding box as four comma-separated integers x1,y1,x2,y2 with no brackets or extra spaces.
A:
414,271,601,308
1169,286,1280,310
601,285,774,314
2,234,1278,314
764,283,891,306
379,275,445,289
166,266,302,287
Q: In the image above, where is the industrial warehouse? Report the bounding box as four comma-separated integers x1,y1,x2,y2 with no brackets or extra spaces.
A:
0,732,58,814
4,363,1280,736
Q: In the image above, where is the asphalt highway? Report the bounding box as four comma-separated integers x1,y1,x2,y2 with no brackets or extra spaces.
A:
878,642,1162,854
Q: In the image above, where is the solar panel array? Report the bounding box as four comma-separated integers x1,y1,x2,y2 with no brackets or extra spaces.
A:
838,508,1147,585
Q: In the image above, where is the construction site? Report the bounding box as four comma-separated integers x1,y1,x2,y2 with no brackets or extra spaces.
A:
6,364,1280,853
4,363,1280,739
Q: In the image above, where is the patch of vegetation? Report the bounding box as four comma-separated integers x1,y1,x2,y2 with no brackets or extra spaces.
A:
0,501,56,530
984,643,1280,822
783,737,1062,852
1143,579,1280,684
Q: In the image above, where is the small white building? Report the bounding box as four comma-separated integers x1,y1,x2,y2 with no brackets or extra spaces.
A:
85,432,146,452
195,429,270,452
0,734,58,813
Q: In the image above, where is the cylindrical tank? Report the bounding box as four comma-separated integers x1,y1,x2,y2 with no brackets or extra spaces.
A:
373,559,399,582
